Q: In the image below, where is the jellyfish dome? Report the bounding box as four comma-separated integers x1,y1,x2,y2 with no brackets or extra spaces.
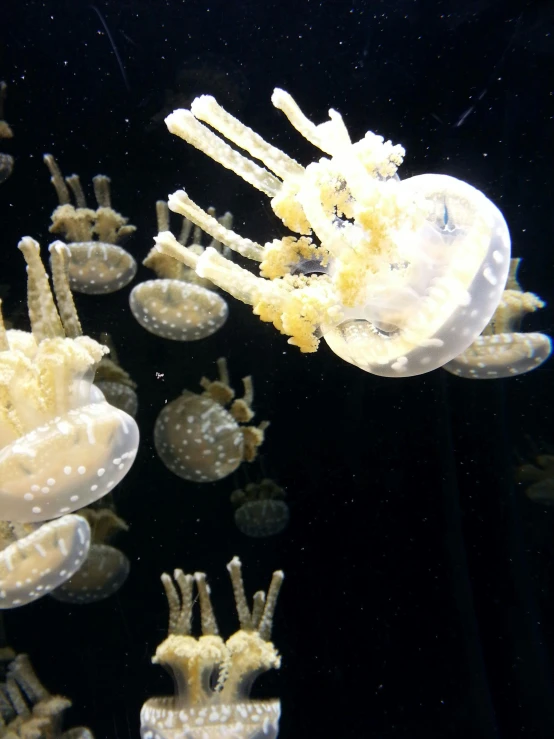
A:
0,514,90,609
0,81,14,186
129,279,228,341
44,154,137,294
50,544,130,604
149,88,512,377
154,358,268,482
0,238,139,522
141,556,283,739
231,478,290,537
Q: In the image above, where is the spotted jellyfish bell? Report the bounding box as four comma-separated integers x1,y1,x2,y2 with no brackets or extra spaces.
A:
442,258,552,378
50,506,129,604
44,153,137,294
141,556,284,739
94,333,138,418
153,88,511,377
129,200,229,341
154,357,269,482
231,478,290,537
0,515,91,609
0,238,139,523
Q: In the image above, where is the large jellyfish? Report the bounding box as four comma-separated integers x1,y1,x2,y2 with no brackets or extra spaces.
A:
151,88,511,377
231,478,290,537
0,81,14,185
141,556,283,739
0,515,91,609
154,357,268,482
44,154,137,294
443,258,551,378
0,238,139,523
0,653,94,737
129,201,229,341
50,505,129,604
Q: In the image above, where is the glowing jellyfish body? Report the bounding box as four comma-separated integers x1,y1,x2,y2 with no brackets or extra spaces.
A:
141,556,283,739
154,358,268,482
151,89,511,377
0,238,139,523
44,154,137,294
51,543,129,604
231,479,289,537
443,258,551,378
129,279,228,341
0,515,90,609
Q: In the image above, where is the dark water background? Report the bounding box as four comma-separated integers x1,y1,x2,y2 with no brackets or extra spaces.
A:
1,0,554,736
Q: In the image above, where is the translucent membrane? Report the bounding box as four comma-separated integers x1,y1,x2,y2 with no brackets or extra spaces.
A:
235,499,290,537
51,543,130,603
62,242,137,294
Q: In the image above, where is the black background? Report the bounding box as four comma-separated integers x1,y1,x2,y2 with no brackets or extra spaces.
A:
1,0,554,737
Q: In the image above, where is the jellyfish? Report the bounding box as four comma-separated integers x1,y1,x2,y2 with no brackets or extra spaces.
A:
0,515,91,609
94,333,138,418
149,89,511,377
0,237,139,523
141,556,283,739
50,506,129,604
231,479,290,537
443,258,551,378
154,357,268,482
129,200,230,341
0,653,94,738
0,82,14,186
44,154,137,294
516,453,554,505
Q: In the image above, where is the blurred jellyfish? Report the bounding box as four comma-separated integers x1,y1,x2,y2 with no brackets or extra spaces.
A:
516,453,554,505
0,82,14,185
141,556,283,739
94,333,138,418
51,506,129,604
154,357,269,482
0,653,94,737
443,258,551,378
44,154,137,294
0,515,91,609
0,238,139,522
232,478,290,537
129,200,230,341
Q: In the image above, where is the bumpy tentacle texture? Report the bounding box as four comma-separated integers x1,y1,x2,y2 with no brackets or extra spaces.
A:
154,89,512,377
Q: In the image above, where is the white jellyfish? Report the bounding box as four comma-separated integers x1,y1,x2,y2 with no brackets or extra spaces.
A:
129,200,229,341
154,357,268,482
0,515,91,609
44,154,137,294
0,238,139,523
149,88,512,377
231,478,290,537
141,556,283,739
443,258,551,378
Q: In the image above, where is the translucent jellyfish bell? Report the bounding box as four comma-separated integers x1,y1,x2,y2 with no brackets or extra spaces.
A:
0,81,14,185
231,478,290,537
154,357,268,482
0,515,91,609
94,333,139,417
151,89,511,377
0,238,139,522
44,154,137,294
141,556,283,739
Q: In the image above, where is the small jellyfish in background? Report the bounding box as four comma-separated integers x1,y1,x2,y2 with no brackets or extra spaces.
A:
141,556,283,739
154,357,269,482
129,200,230,340
51,505,129,604
0,81,14,185
232,478,290,537
153,88,512,377
44,153,137,294
0,238,139,523
94,333,138,418
0,653,94,737
515,451,554,506
0,515,91,609
443,258,551,378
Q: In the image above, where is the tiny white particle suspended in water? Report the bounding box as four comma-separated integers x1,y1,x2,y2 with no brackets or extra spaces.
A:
141,556,284,739
151,88,511,377
0,238,139,523
44,153,137,294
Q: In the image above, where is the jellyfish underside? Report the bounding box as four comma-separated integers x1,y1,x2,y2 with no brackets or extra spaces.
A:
232,479,289,537
0,237,139,523
141,557,283,739
63,242,137,295
129,279,228,341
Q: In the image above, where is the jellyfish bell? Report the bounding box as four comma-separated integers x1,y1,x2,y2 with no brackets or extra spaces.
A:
0,514,91,609
231,478,290,537
61,241,137,295
50,543,130,604
0,237,139,523
129,278,228,341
